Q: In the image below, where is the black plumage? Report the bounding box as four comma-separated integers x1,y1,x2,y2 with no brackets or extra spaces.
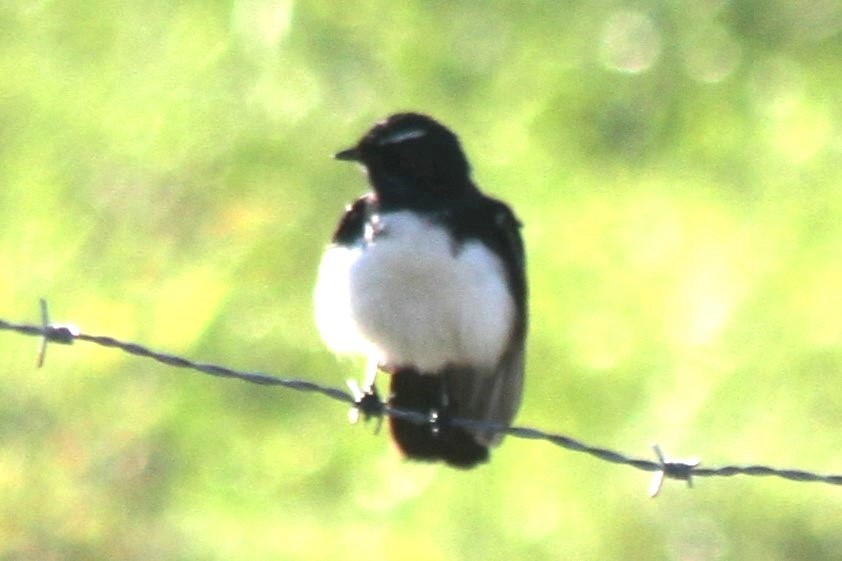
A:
321,113,527,468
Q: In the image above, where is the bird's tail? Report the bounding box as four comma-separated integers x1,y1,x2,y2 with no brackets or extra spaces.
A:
388,368,488,468
388,356,523,468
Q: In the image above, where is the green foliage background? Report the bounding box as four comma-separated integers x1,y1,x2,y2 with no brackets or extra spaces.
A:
1,1,841,559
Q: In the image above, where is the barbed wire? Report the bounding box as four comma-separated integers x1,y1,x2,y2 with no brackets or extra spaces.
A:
2,300,841,496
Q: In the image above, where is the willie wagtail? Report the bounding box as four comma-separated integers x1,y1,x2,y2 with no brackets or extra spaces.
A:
314,113,527,468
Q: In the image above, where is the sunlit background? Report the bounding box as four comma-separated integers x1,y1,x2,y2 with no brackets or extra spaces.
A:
1,1,841,559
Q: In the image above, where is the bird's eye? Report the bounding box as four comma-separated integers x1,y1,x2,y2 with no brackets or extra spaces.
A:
378,127,427,146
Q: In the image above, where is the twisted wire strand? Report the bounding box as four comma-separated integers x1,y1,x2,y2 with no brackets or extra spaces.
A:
1,308,840,492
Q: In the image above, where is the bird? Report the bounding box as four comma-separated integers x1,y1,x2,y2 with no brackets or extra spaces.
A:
314,112,527,468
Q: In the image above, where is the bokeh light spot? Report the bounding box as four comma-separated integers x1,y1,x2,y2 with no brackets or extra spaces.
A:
231,0,294,51
683,25,742,83
748,56,806,118
600,10,661,74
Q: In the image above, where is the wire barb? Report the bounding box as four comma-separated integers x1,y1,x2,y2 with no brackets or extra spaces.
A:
1,304,841,493
37,299,80,368
347,379,384,433
649,444,701,497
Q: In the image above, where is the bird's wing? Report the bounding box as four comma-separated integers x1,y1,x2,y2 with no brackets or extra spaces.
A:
441,198,528,446
331,194,376,246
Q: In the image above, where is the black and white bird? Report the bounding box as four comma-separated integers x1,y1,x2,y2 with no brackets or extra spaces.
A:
314,113,527,468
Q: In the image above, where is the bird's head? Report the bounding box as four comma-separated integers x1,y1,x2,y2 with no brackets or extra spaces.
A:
335,113,474,202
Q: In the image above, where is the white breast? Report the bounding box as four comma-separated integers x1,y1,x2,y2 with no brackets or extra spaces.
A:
314,211,515,373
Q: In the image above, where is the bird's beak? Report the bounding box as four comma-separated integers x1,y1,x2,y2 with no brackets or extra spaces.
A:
334,147,362,162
